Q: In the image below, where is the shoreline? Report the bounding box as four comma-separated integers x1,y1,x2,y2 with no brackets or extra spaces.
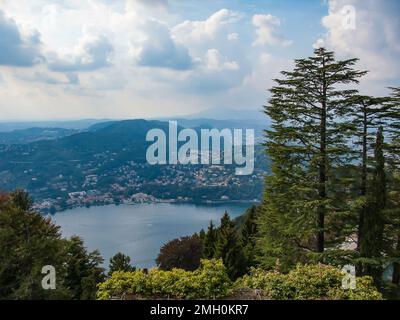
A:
40,199,260,215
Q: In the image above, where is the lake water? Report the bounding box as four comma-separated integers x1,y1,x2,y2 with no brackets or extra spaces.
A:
51,203,251,269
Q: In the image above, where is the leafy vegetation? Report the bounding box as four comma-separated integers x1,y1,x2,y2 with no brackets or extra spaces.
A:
156,235,203,271
235,264,382,300
0,190,104,299
97,259,231,300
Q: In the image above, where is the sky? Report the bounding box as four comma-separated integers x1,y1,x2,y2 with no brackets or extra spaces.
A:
0,0,399,120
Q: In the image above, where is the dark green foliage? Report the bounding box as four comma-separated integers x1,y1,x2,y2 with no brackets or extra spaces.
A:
0,191,105,300
156,234,204,271
257,47,366,270
348,95,392,251
240,206,259,269
108,252,135,276
0,192,70,299
61,236,105,300
360,127,386,285
386,87,400,167
214,212,246,280
11,189,33,212
384,88,400,288
199,228,206,241
203,221,217,259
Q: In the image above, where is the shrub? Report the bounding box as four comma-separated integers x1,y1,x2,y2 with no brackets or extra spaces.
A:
98,262,383,300
97,259,231,300
235,264,383,300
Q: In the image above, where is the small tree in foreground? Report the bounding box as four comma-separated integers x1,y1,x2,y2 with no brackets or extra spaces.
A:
156,234,203,271
109,252,135,276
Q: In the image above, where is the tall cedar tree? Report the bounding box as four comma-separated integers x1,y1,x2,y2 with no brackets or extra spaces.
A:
349,96,391,251
214,212,246,279
203,221,218,259
385,87,400,286
360,127,386,286
386,87,400,167
258,48,366,269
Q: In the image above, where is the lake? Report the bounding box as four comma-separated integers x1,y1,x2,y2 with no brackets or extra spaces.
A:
51,203,251,269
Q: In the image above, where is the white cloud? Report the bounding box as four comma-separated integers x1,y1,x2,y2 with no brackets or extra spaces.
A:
126,0,168,10
313,38,325,49
0,10,44,67
47,33,114,72
317,0,400,83
252,14,292,47
5,2,387,120
132,20,193,70
203,49,239,72
172,9,241,45
227,32,239,41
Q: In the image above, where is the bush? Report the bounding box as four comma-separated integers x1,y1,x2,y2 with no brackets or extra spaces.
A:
235,264,383,300
97,259,231,300
98,262,383,300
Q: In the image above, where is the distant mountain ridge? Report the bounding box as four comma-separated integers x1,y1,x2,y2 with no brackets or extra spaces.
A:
182,107,266,121
0,119,111,132
0,118,267,210
0,127,78,145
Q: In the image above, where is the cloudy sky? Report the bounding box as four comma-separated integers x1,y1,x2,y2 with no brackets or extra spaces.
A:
0,0,399,120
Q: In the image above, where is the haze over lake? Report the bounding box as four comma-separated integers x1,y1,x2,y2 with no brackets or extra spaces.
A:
51,203,250,269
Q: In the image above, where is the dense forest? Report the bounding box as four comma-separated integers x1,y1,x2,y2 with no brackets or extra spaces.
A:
1,48,399,300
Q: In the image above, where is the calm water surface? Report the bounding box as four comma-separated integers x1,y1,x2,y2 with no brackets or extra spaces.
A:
51,203,250,268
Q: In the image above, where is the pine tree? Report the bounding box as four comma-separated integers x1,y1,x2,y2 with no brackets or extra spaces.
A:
199,228,206,241
384,87,400,287
386,171,400,287
257,48,366,269
240,206,258,268
10,189,33,212
349,96,391,250
203,221,217,259
360,127,386,285
214,212,246,279
386,87,400,167
64,236,105,300
108,252,135,276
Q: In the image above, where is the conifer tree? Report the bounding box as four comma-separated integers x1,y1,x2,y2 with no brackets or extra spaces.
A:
214,212,246,279
257,48,366,269
199,228,206,241
203,221,217,259
386,87,400,167
360,127,386,285
240,206,259,268
349,96,390,250
386,170,400,287
384,87,400,286
108,252,135,276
